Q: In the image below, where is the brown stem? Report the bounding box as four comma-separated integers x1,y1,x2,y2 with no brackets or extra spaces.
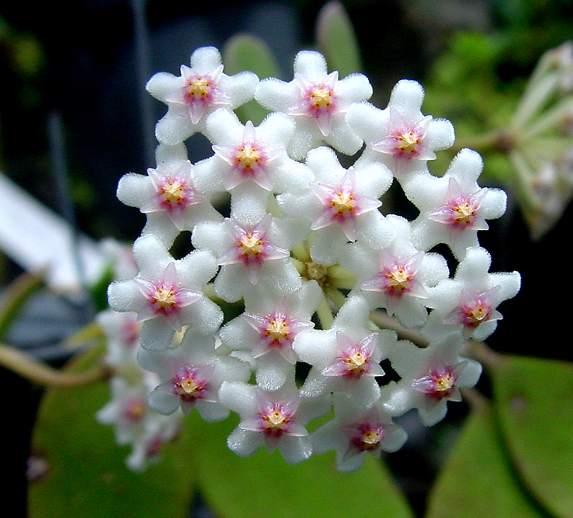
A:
464,339,504,371
368,310,429,347
0,343,109,387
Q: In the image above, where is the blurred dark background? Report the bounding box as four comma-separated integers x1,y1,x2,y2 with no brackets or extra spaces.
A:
2,0,573,516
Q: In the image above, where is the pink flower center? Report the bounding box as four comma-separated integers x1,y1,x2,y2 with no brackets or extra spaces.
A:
327,187,357,223
147,283,186,317
124,397,146,423
236,231,266,265
459,297,493,329
259,403,292,438
172,368,210,403
429,179,487,231
391,128,424,158
372,110,434,162
305,84,337,117
261,314,292,348
447,198,479,228
323,333,384,380
444,287,501,332
380,264,415,296
184,75,216,106
350,422,385,452
339,346,371,379
156,177,193,212
233,143,267,177
412,367,458,401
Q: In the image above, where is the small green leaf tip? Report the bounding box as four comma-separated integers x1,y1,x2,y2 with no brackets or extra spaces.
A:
315,1,362,77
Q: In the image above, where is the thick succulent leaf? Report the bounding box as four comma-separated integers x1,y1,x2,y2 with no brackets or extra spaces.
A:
492,355,573,518
223,33,281,79
222,33,280,125
427,403,546,518
27,344,197,518
315,1,362,76
187,411,414,518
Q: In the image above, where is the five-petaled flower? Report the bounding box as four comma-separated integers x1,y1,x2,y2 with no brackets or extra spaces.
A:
107,234,223,350
255,50,373,159
405,149,508,259
146,46,258,144
311,394,407,472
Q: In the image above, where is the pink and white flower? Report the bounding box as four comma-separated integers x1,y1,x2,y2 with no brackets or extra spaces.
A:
382,336,482,426
311,393,407,472
192,213,304,302
255,50,372,159
193,109,313,223
117,144,221,247
138,330,250,420
293,296,387,408
339,215,449,328
406,149,508,259
125,412,182,472
107,234,223,350
96,374,159,446
347,79,455,179
146,46,258,144
422,246,521,342
219,381,330,464
277,146,392,265
97,309,141,368
219,280,322,391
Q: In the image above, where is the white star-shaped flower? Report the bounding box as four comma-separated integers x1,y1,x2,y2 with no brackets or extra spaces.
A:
405,148,508,259
255,50,372,159
146,46,258,144
347,79,454,181
107,234,223,350
277,146,392,265
117,143,222,247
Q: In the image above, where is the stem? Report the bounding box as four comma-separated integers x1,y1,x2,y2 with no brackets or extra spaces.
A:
512,71,560,128
316,294,334,330
465,339,503,371
325,286,346,310
450,129,509,155
290,257,307,276
327,264,357,290
291,242,311,262
368,310,428,347
508,149,543,210
0,271,44,341
0,343,109,387
461,386,489,411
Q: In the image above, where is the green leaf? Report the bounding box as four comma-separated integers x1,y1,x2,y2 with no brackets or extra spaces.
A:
427,403,546,518
222,33,280,125
188,411,414,518
28,344,197,518
223,33,281,79
492,355,573,518
0,271,44,340
315,1,362,76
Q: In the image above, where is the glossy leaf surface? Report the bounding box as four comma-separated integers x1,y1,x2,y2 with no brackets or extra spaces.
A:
427,403,545,518
493,355,573,518
189,411,415,518
28,344,197,518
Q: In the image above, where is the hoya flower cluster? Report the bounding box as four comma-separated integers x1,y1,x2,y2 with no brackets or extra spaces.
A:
105,46,520,472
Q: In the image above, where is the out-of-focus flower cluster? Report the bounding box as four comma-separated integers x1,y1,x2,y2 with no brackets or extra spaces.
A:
100,46,520,472
505,41,573,239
